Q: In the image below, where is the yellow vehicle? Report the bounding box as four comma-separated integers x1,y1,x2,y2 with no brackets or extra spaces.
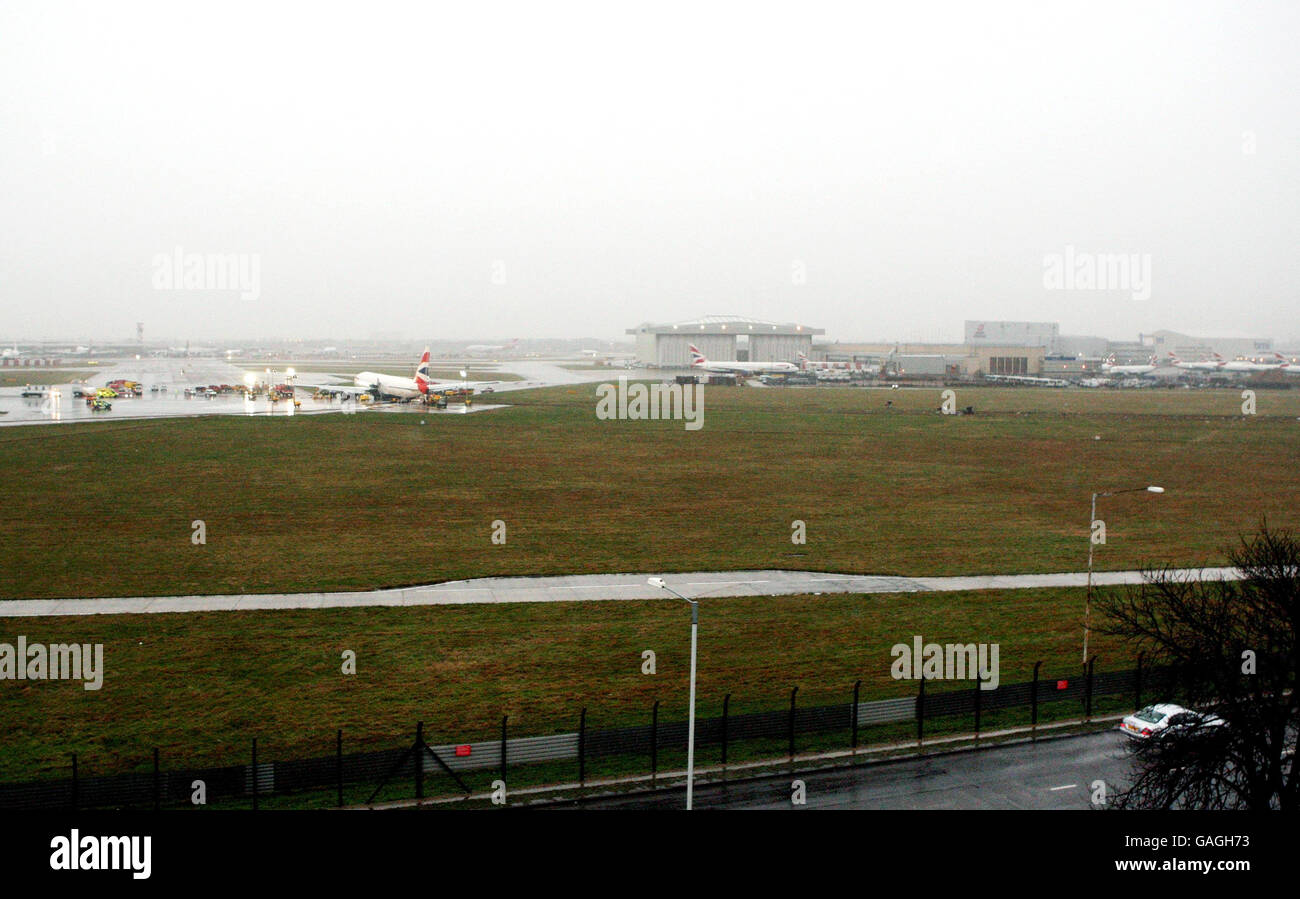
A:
358,393,373,403
96,387,117,398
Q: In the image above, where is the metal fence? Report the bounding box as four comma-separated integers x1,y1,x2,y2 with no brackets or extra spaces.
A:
0,656,1174,810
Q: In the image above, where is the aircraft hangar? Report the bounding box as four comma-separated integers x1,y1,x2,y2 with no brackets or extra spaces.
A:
627,314,825,367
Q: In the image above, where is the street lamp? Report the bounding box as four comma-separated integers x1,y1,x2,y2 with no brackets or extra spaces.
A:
1084,485,1164,663
647,576,699,810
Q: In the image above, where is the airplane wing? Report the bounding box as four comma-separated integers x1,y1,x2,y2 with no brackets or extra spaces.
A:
291,379,371,397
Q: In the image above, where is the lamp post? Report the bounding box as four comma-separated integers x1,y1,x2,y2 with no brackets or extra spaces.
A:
1084,485,1164,664
647,576,698,810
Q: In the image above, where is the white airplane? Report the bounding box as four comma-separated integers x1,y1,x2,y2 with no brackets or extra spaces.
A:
465,338,519,356
1101,354,1158,376
689,344,797,374
1166,352,1222,372
299,348,494,400
1271,353,1300,374
1211,353,1282,373
1,342,20,359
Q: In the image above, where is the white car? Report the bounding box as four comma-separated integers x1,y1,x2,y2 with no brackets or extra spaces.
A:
1120,703,1224,740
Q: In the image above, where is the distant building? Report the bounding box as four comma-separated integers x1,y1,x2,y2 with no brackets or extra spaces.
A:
965,320,1060,354
627,314,824,367
1141,330,1274,360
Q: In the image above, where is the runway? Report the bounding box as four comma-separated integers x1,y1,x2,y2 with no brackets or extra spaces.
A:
0,566,1240,617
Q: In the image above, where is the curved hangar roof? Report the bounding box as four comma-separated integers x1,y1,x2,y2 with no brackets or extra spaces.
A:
627,314,824,336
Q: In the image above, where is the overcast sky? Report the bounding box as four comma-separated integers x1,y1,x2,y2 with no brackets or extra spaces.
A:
1,0,1297,344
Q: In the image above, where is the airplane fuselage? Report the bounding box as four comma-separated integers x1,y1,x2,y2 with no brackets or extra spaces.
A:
354,371,424,399
694,360,798,374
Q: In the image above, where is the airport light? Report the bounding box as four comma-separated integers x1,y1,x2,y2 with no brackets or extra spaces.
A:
647,576,699,810
1084,485,1164,664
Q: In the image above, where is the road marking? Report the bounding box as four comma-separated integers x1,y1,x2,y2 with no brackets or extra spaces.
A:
1049,784,1078,791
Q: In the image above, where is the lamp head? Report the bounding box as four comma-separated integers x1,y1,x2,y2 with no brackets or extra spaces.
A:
647,577,666,589
1147,486,1164,493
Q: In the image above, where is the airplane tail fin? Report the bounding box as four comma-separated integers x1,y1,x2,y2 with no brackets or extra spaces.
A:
688,344,706,367
414,347,431,393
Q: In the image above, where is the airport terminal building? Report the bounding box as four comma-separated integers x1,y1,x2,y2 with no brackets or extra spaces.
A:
628,315,1283,376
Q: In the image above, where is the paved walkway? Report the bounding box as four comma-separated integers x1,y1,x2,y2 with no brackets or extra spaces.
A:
0,567,1240,618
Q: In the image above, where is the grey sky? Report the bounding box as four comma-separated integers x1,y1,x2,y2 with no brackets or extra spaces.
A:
2,0,1297,344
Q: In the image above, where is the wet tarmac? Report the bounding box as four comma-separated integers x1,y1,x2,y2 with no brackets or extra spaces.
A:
0,355,610,427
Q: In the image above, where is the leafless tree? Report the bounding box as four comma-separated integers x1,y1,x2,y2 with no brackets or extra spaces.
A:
1098,522,1299,810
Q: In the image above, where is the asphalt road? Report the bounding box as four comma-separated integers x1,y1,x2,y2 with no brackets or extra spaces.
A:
560,730,1135,810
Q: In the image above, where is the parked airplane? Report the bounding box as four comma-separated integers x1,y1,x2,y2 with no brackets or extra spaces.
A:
690,345,797,374
1101,354,1159,376
1,342,20,359
300,348,494,400
1272,353,1300,375
465,338,519,356
1212,353,1282,373
1166,352,1223,371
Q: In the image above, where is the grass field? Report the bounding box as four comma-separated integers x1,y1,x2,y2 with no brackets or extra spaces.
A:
0,383,1295,601
0,370,91,386
2,382,1292,789
0,586,1132,780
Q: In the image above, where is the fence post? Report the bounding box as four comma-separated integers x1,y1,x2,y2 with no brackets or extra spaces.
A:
336,729,343,809
414,722,424,801
917,676,925,750
500,715,508,785
70,753,77,811
721,694,731,772
153,748,160,812
578,707,586,787
1031,661,1042,741
251,738,258,810
973,676,981,745
650,700,659,785
788,687,798,764
851,680,862,754
1134,652,1144,711
1084,656,1096,723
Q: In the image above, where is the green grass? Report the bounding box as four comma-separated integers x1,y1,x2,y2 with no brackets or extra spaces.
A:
1,370,91,386
0,586,1133,781
0,384,1295,600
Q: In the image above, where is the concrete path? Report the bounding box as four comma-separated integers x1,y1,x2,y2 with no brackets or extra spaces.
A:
0,567,1240,618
